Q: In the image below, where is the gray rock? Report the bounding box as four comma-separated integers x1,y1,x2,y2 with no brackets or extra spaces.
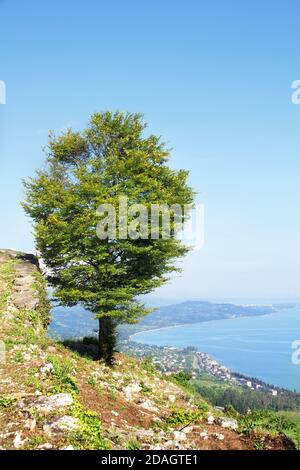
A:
24,417,36,431
37,443,53,450
43,416,80,435
219,417,238,431
40,363,54,375
17,393,73,415
213,432,225,441
138,399,159,413
13,431,27,449
11,292,39,310
200,429,209,440
173,431,187,442
123,383,141,400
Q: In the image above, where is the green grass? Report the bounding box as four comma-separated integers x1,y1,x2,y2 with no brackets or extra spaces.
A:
1,261,50,349
125,439,140,450
70,400,110,450
46,355,78,394
277,411,300,449
140,356,156,375
166,406,204,427
238,410,298,448
0,260,16,314
14,350,24,363
170,370,300,449
0,396,17,408
32,271,51,328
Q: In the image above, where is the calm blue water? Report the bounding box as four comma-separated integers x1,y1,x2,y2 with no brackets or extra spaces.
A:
49,304,300,392
132,308,300,392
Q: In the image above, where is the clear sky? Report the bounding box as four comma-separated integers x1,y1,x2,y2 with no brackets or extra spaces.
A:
1,0,300,303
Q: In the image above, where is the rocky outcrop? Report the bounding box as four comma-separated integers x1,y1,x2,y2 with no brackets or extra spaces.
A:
17,393,74,415
219,417,239,431
11,261,40,310
43,416,81,436
0,249,42,312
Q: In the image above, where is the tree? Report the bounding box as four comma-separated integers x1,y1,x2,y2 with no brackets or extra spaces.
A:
23,111,194,363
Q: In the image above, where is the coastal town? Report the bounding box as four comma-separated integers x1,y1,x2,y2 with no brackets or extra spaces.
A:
120,340,281,397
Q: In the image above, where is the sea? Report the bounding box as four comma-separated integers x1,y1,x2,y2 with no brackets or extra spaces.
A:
49,305,300,392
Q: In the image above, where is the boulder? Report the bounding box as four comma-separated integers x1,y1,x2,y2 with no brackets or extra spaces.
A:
219,417,238,431
13,431,27,449
17,393,73,415
173,431,187,442
213,432,225,441
138,399,159,413
40,363,54,375
11,292,39,310
37,443,53,450
24,417,36,431
43,416,80,435
200,430,209,440
123,383,141,400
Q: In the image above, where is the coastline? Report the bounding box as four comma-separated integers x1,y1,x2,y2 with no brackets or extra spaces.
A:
126,302,292,341
127,307,299,393
128,307,283,341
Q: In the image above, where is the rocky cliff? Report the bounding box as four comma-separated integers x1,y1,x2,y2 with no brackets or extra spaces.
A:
0,250,294,450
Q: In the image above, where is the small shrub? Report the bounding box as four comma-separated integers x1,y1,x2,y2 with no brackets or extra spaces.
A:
140,381,152,394
140,356,156,375
87,376,97,387
171,371,192,387
0,396,16,408
47,355,78,393
126,439,140,450
25,435,44,449
167,407,202,427
224,404,239,418
32,271,50,328
238,410,297,437
254,436,265,450
14,350,24,363
70,400,109,450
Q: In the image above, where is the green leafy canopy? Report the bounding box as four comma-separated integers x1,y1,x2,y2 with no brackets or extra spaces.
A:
23,111,195,328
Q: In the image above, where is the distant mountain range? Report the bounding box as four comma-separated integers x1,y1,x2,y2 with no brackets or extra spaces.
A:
50,299,295,341
118,300,283,339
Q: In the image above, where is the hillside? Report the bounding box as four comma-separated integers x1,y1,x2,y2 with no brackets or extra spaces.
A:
0,250,296,450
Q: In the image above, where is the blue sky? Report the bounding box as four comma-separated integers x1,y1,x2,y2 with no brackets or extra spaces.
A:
1,0,300,302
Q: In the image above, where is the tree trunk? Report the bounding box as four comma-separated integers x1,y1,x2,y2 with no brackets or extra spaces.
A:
98,316,116,364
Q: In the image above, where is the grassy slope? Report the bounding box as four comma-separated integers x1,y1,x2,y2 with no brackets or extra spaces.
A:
0,251,297,451
278,412,300,448
186,373,300,449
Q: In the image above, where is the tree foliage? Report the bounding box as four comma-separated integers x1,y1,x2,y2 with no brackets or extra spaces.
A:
23,111,194,362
